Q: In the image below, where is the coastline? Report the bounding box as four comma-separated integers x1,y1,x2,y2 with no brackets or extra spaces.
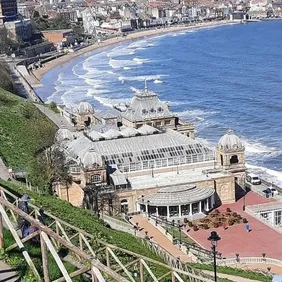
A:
33,20,240,82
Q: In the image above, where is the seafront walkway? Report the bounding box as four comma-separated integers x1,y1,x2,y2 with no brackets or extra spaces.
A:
131,215,265,281
131,214,192,263
187,191,282,260
35,104,75,131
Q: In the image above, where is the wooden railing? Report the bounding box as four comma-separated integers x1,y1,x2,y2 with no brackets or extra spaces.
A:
0,185,213,282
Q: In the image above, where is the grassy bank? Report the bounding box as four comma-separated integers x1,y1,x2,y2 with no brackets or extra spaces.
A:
0,179,163,259
192,263,272,282
0,88,57,167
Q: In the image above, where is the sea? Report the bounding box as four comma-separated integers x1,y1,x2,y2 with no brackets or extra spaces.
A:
36,20,282,185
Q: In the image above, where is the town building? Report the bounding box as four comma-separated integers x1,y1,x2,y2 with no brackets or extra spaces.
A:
4,19,33,41
0,0,18,24
55,87,246,220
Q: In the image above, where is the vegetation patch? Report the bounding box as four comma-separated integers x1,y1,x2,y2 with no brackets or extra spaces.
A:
0,88,57,168
191,263,272,282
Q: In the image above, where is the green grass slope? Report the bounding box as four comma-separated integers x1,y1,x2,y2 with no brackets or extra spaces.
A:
0,88,57,167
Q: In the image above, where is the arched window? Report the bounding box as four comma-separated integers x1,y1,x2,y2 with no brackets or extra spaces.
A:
150,108,156,113
230,155,239,164
220,155,223,166
91,174,101,183
157,107,163,112
120,199,129,214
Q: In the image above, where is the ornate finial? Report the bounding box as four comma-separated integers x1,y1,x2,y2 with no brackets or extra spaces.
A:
227,128,233,135
144,79,148,92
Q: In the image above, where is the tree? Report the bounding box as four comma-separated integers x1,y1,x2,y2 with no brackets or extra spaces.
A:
27,145,70,194
0,61,18,94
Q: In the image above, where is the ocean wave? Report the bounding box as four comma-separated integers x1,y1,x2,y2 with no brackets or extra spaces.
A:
123,67,131,70
154,79,163,84
118,74,167,82
93,95,130,108
109,58,149,69
244,140,277,154
246,163,282,186
107,47,135,58
175,109,218,118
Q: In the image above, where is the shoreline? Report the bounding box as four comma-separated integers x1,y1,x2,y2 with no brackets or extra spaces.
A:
33,20,241,83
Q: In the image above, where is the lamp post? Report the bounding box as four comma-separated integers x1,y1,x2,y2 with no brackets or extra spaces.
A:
179,224,182,244
208,231,221,282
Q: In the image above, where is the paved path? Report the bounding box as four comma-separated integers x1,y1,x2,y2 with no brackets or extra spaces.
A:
132,215,192,263
0,158,10,181
35,104,75,131
187,191,282,262
0,261,18,282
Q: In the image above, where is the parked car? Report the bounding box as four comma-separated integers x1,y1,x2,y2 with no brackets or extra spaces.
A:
246,173,261,185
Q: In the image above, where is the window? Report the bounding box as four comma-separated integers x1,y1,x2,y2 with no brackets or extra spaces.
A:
120,199,129,214
91,174,101,183
70,166,80,173
275,211,282,225
230,155,239,164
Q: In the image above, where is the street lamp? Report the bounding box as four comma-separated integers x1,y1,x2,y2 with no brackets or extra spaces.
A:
208,231,221,282
179,224,182,244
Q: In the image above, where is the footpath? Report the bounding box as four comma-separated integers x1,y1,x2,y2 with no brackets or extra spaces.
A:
35,104,75,131
132,214,192,263
131,215,263,282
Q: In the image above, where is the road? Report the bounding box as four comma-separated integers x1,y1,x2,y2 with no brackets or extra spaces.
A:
35,104,75,132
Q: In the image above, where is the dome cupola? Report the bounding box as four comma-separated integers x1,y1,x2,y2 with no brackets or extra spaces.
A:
76,102,94,115
82,150,103,169
218,129,244,152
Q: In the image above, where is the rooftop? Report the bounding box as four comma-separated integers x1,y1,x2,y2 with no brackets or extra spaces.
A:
66,128,214,166
128,166,229,190
122,84,174,122
137,184,214,206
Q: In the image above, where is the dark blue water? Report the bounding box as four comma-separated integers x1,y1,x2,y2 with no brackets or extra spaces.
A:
36,21,282,183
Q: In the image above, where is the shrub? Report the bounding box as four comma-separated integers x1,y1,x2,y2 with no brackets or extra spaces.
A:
226,207,231,212
213,222,219,228
237,214,242,220
243,218,248,223
184,218,188,223
232,212,237,217
193,226,199,231
203,224,209,230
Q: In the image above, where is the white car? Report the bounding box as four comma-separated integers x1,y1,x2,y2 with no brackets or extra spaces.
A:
246,173,261,185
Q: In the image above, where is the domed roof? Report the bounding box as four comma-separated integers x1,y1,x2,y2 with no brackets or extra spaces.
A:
218,129,244,152
103,129,122,139
120,127,140,137
82,151,103,169
76,102,94,115
88,130,104,141
55,128,74,142
138,124,160,135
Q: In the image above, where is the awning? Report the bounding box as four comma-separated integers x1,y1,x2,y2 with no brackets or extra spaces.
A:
110,169,127,186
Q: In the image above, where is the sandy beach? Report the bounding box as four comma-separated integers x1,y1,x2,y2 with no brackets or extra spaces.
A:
33,20,240,82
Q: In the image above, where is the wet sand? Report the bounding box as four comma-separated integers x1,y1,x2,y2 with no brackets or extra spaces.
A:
33,20,240,82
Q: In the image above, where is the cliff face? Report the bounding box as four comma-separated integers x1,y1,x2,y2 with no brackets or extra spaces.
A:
0,61,18,95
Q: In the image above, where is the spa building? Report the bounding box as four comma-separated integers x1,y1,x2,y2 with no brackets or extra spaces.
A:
55,86,246,219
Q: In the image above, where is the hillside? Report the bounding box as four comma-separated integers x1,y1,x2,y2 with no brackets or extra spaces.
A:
0,88,57,168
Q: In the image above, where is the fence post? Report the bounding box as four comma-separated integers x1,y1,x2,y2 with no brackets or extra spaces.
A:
139,259,144,282
40,232,50,282
0,213,3,249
